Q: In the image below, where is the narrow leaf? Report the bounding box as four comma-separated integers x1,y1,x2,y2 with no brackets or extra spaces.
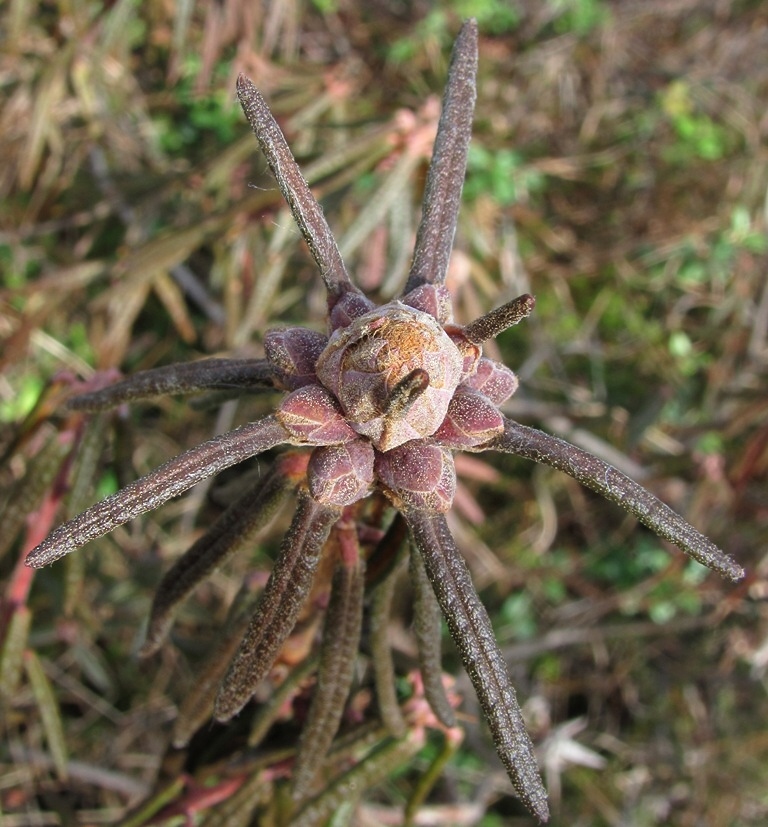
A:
214,492,341,720
248,654,319,748
403,19,478,292
291,547,365,800
141,461,294,656
489,418,744,582
115,777,186,827
462,294,536,344
65,413,109,517
152,269,197,343
369,559,408,737
405,729,461,823
25,416,288,567
405,510,549,822
409,544,456,727
236,74,359,302
68,359,275,411
172,615,250,748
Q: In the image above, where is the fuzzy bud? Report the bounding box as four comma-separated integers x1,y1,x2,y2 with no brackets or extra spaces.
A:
307,440,375,506
463,358,518,405
375,440,456,513
433,388,504,448
316,303,463,451
401,284,454,325
264,328,328,390
276,385,358,445
329,292,376,332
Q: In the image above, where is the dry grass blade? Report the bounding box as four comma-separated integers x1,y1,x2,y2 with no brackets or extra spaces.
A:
24,417,288,567
0,606,31,702
336,148,424,262
292,731,425,827
19,50,69,190
405,509,549,823
152,269,198,344
197,769,271,827
0,432,72,561
65,413,109,517
24,650,69,782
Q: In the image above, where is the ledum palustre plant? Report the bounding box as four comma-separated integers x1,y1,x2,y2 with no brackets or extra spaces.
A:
24,19,744,824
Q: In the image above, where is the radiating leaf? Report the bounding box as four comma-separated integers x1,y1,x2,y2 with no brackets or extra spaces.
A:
291,549,365,800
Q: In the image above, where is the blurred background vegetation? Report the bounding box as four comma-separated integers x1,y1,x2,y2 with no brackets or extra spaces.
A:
1,0,767,825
